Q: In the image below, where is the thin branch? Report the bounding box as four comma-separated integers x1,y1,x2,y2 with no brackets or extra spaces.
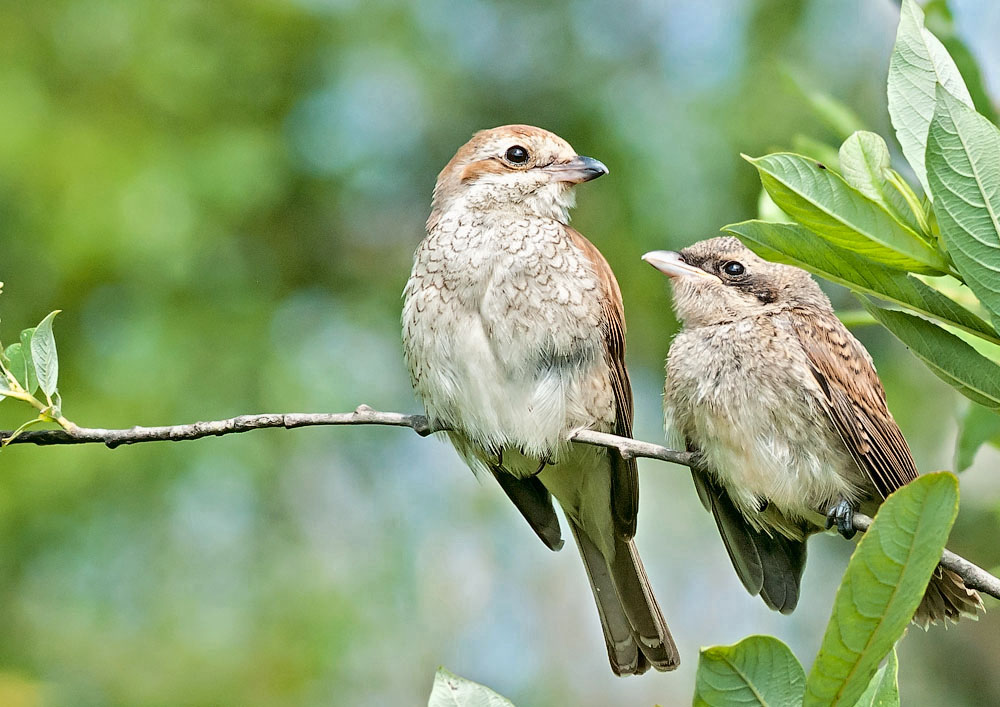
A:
1,406,441,448
2,404,997,601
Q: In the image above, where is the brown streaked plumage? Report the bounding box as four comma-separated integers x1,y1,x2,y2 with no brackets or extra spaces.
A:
566,227,639,537
403,125,678,674
791,310,918,499
645,236,982,626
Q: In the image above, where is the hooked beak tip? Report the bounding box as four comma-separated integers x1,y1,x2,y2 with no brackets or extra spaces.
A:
547,155,608,183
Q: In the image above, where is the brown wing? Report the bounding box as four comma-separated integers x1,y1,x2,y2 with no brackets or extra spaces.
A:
566,226,638,538
791,310,918,499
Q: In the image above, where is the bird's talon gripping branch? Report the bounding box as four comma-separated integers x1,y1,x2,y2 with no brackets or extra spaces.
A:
826,499,857,540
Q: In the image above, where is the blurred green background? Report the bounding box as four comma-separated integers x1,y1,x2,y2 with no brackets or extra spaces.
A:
1,0,998,705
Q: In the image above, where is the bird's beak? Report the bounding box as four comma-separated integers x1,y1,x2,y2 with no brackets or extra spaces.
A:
642,251,718,280
544,155,609,184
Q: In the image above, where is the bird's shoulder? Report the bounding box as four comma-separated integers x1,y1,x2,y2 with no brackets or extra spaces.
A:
783,309,882,405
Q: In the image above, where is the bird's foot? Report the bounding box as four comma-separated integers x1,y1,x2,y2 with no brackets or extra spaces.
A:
826,499,857,539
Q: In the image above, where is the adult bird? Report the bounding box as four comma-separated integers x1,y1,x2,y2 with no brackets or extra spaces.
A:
645,236,981,626
403,125,678,675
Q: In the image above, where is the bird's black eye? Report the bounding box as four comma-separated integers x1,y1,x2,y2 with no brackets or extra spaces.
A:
722,261,745,277
504,145,529,164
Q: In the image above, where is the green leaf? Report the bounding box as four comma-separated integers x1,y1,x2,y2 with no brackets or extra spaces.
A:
838,131,927,236
804,473,959,707
693,635,805,707
863,301,1000,409
887,0,973,196
4,344,31,392
30,311,60,399
926,86,1000,324
852,647,900,707
955,403,1000,472
427,668,515,707
18,327,38,394
723,220,999,345
745,153,948,273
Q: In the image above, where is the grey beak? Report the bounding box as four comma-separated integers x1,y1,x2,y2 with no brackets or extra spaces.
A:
642,251,719,280
545,155,609,183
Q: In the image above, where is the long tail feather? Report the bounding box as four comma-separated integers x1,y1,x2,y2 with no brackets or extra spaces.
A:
569,521,679,674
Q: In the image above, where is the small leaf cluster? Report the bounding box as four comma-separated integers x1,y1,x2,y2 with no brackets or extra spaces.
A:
0,288,72,444
726,0,1000,469
423,475,958,707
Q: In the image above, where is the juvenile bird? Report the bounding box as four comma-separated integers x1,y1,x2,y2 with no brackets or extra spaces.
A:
644,236,981,626
403,125,678,674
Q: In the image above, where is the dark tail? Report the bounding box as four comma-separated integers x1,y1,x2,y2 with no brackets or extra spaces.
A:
568,521,679,675
914,565,983,628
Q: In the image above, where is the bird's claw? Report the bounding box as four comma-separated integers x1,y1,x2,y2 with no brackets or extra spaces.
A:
531,456,555,477
826,499,857,539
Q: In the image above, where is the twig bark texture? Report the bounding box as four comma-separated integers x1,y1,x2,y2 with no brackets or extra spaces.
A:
2,404,997,601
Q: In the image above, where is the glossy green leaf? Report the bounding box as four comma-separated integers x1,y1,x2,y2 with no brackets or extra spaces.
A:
804,473,959,707
427,668,515,707
852,647,900,707
887,0,972,196
18,327,38,394
863,301,1000,409
926,86,1000,324
838,131,926,236
746,153,947,273
693,635,805,707
30,310,60,398
955,404,1000,472
724,220,999,344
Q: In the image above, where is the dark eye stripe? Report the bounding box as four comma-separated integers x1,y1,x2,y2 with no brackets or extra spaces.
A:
734,277,777,304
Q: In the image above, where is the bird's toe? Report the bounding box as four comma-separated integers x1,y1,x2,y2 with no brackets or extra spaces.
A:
826,499,856,540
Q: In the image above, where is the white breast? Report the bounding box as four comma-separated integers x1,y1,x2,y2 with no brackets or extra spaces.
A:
402,211,613,473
